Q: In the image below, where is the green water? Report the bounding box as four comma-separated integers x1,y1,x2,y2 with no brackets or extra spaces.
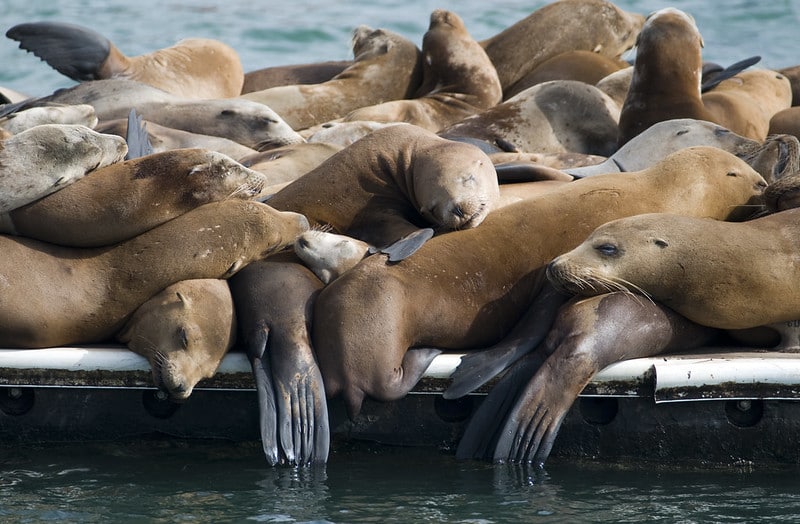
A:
2,440,799,523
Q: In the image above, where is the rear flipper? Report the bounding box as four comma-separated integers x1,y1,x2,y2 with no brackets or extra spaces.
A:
444,282,570,399
6,21,112,81
701,55,761,92
125,108,154,160
373,227,434,262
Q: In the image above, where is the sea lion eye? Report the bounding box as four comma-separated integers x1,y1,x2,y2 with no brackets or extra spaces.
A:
726,171,739,177
178,327,189,349
654,239,669,248
595,243,619,256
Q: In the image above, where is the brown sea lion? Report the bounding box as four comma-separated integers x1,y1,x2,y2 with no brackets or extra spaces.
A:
0,149,268,247
240,26,422,131
503,50,630,99
311,146,766,419
0,123,128,213
94,118,258,159
265,124,499,260
239,142,343,189
116,279,236,402
343,9,502,133
0,199,309,348
439,79,620,157
455,292,721,466
777,64,800,106
546,208,800,330
479,0,644,96
242,61,351,94
228,251,329,466
617,8,791,146
6,21,243,99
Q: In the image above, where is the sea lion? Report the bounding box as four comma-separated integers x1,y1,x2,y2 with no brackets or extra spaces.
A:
311,146,766,419
303,120,401,146
240,26,422,131
0,123,127,213
342,9,502,133
617,8,791,146
12,79,305,151
565,119,800,183
545,208,800,331
455,291,721,466
242,61,351,94
777,64,800,106
94,118,258,159
228,251,329,466
0,148,268,247
6,21,244,99
502,50,630,99
0,199,309,348
116,279,236,402
265,124,499,260
294,229,372,284
0,103,97,134
239,141,343,189
479,0,644,96
439,79,620,157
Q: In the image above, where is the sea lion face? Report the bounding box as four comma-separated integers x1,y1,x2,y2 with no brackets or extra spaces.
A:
118,280,235,402
546,213,680,299
184,150,268,201
412,142,499,230
294,229,370,284
192,99,305,151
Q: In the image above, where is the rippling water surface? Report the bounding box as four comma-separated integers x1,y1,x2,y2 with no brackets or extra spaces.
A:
1,0,800,521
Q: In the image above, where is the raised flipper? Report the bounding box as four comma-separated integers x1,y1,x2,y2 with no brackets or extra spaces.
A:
124,108,154,160
6,22,112,82
372,227,434,262
701,55,761,93
444,282,570,400
494,161,574,183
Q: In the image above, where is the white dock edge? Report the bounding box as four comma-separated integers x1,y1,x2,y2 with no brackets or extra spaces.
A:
2,347,800,400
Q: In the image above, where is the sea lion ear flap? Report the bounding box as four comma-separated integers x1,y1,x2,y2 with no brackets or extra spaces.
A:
176,291,191,308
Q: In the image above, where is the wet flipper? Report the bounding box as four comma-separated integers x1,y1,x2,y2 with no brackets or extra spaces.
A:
494,161,574,183
444,282,570,399
244,325,282,466
6,22,112,81
455,352,548,461
701,55,761,92
124,108,154,160
375,228,435,262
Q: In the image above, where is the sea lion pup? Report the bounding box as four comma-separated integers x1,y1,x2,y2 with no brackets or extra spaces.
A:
265,124,499,261
0,148,268,247
240,26,422,131
455,292,721,467
0,103,97,134
0,123,128,213
0,199,309,348
95,118,258,159
10,79,304,151
342,9,502,133
242,61,351,94
439,80,620,157
116,279,236,402
6,21,244,99
294,229,372,284
617,8,792,146
228,251,329,466
479,0,644,97
565,119,800,183
311,147,767,420
546,208,800,332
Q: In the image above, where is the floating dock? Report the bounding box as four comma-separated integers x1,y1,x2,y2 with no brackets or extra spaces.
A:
1,346,798,465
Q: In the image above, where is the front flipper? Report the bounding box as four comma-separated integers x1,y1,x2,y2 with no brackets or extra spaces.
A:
373,227,434,262
701,55,761,93
494,161,574,183
244,324,282,466
6,22,112,82
444,282,570,399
